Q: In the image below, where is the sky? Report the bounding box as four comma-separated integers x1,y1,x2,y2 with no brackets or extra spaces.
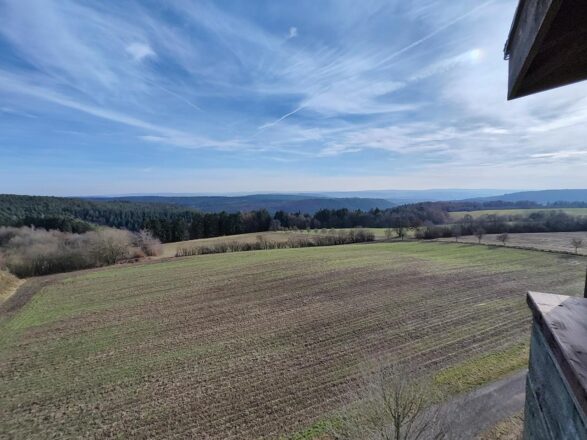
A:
0,0,586,196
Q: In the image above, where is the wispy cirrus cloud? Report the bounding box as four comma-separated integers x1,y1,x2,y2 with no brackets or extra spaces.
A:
0,0,585,195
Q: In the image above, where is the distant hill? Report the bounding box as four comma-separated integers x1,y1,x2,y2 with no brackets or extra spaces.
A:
306,189,515,204
90,195,395,213
469,189,587,204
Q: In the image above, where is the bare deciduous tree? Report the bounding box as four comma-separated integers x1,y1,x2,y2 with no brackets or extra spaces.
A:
571,238,584,255
384,228,394,240
88,228,133,265
394,227,407,241
134,229,163,256
269,219,281,231
329,362,454,440
451,225,462,242
497,233,509,246
474,229,485,244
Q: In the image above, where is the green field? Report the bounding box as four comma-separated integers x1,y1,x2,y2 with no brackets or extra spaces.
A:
1,242,585,438
449,207,587,220
160,229,393,258
160,231,322,257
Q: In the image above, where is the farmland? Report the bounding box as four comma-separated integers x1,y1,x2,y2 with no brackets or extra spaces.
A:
438,231,587,255
160,231,321,257
449,207,587,220
160,229,390,258
1,242,585,438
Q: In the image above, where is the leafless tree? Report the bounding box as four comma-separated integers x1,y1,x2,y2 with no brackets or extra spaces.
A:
451,225,462,242
571,238,584,255
394,227,407,241
269,219,281,231
384,228,394,240
328,362,456,440
496,233,509,246
134,229,162,256
474,229,485,244
88,228,133,265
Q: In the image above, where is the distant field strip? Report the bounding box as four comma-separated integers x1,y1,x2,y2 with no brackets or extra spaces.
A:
1,243,585,438
160,229,389,258
161,231,329,257
449,207,587,220
438,232,587,255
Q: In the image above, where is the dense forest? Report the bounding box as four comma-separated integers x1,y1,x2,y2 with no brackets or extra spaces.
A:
1,195,586,244
93,194,395,213
0,194,195,231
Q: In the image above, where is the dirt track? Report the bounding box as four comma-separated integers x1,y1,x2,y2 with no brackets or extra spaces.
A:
448,370,526,439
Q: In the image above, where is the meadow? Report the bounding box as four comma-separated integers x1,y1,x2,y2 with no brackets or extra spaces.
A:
1,242,585,439
449,207,587,220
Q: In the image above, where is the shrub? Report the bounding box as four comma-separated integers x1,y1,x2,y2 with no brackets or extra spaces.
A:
174,229,375,257
0,226,162,277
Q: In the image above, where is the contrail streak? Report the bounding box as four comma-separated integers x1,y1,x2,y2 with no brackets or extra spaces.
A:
258,105,305,130
376,0,496,68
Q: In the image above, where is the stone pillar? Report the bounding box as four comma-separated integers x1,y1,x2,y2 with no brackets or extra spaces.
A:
524,292,587,439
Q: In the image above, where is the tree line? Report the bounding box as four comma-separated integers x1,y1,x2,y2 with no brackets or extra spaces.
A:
416,210,587,239
2,195,586,244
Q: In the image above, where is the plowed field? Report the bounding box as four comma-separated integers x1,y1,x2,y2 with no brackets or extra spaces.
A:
1,242,585,439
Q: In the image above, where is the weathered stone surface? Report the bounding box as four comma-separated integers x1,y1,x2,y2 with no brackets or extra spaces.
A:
524,292,587,439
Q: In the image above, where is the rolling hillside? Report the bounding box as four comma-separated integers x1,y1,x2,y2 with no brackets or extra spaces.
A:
469,189,587,204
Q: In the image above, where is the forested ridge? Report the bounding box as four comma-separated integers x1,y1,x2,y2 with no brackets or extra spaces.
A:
1,194,586,244
0,194,195,231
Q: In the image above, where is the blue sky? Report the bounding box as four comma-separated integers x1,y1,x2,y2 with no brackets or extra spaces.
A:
1,0,586,196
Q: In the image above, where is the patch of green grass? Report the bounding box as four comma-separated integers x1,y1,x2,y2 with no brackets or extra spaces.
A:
283,419,334,440
433,343,529,395
479,411,524,440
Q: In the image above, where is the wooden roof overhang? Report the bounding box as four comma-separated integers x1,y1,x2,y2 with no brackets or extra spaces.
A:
504,0,587,99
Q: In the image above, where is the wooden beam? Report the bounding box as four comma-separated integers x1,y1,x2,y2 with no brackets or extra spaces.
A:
506,0,563,99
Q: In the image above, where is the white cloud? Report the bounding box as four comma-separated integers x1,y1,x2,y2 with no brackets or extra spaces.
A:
125,42,156,62
287,27,298,39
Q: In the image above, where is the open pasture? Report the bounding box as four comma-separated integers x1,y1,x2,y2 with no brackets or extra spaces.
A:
438,232,587,255
1,242,585,439
449,207,587,220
